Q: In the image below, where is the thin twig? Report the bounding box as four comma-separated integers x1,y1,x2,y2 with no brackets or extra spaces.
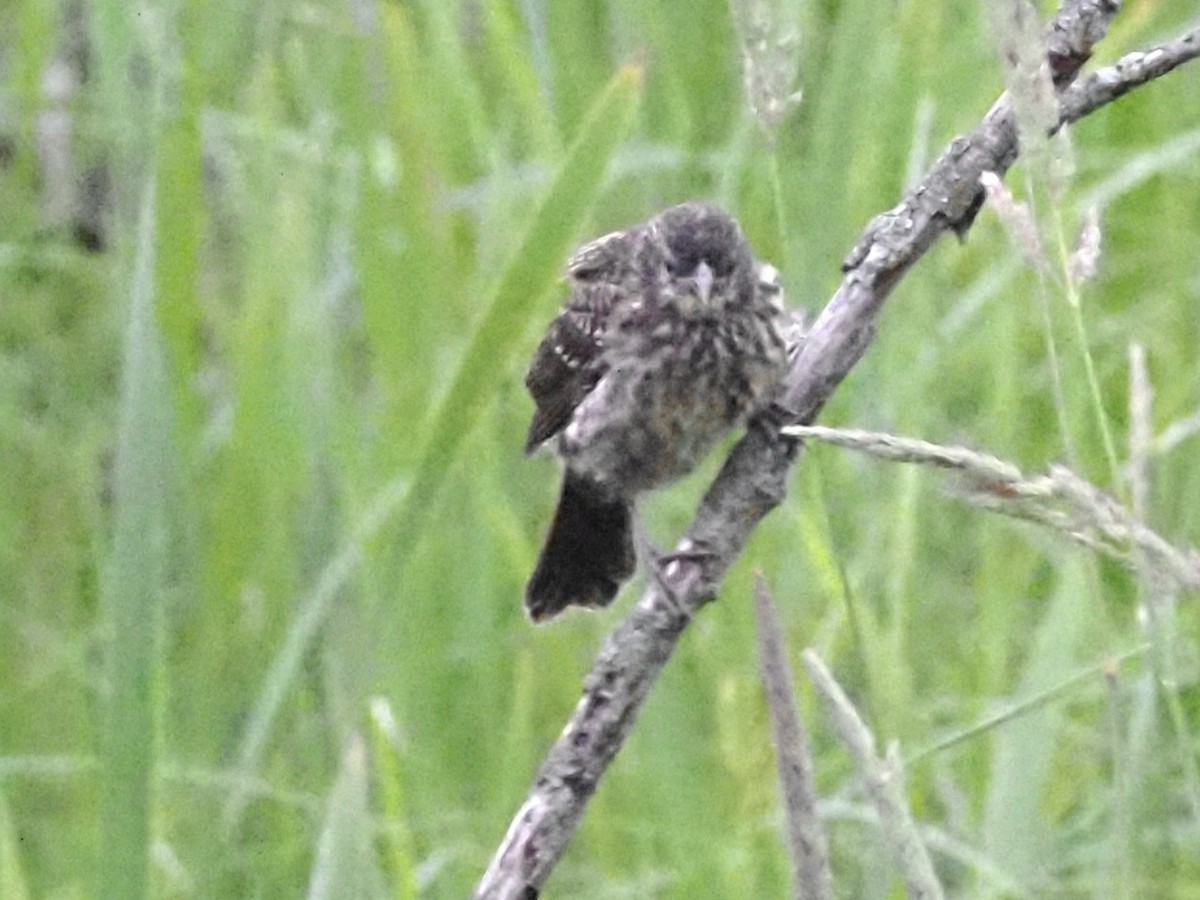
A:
802,651,945,900
753,576,834,900
784,424,1200,594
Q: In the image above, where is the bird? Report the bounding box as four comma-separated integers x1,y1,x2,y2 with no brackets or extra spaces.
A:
522,202,790,622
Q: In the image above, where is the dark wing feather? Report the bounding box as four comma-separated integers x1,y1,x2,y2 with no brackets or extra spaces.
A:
524,224,645,453
523,308,606,453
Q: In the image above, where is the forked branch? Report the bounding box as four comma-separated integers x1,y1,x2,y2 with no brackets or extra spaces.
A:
475,3,1200,895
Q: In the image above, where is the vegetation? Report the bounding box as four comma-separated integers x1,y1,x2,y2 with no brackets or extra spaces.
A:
1,0,1197,896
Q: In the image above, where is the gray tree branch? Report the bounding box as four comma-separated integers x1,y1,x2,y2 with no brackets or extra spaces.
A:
475,2,1200,895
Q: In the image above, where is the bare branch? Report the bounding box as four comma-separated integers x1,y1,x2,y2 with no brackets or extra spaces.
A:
473,3,1200,895
1060,27,1200,126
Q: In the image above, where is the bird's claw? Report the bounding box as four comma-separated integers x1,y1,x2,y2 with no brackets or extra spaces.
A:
648,539,719,619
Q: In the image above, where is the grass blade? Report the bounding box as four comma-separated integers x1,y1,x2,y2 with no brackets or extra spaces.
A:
99,178,174,900
753,577,834,900
393,63,643,553
306,732,384,900
0,791,32,900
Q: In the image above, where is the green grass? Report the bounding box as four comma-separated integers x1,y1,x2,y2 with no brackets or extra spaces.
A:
1,0,1199,896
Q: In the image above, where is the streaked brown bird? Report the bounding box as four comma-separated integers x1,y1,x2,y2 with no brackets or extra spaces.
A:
523,202,789,621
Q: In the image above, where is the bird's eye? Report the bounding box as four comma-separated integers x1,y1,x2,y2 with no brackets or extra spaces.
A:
669,255,728,280
694,251,735,278
666,256,698,278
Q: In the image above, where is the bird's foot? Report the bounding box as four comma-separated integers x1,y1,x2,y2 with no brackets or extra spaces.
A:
648,538,719,619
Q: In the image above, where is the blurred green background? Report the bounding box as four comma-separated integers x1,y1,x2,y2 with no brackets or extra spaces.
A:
2,0,1199,896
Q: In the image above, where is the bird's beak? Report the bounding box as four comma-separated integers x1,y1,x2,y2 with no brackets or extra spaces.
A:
695,261,714,306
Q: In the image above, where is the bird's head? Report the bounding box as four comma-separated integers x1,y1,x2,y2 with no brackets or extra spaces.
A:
657,202,755,319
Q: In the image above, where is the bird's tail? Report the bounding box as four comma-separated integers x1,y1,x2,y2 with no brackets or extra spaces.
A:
525,472,635,622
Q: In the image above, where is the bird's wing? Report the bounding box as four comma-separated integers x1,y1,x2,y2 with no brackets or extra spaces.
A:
525,224,646,453
565,227,637,281
523,284,619,453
